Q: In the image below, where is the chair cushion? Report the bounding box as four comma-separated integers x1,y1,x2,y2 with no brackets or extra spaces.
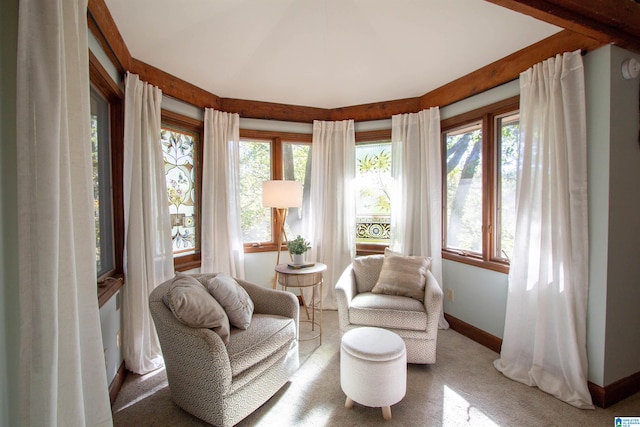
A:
226,314,296,378
205,273,254,329
371,249,431,302
352,254,384,293
349,292,427,331
162,274,231,344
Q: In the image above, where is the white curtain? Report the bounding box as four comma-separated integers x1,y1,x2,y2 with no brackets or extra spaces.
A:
16,0,112,424
494,50,593,409
122,73,174,375
201,109,245,278
308,120,356,309
391,108,449,329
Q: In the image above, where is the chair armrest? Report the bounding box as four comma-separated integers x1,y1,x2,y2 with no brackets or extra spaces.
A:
423,270,443,334
335,264,357,332
237,278,300,334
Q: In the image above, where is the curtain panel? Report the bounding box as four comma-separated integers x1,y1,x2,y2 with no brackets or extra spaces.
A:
391,108,448,329
494,50,593,409
201,109,245,278
122,73,175,375
16,0,112,424
308,120,356,309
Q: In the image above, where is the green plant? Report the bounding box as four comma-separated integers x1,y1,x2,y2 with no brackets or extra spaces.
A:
287,235,311,255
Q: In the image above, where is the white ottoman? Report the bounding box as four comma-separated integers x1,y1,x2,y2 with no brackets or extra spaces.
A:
340,327,407,420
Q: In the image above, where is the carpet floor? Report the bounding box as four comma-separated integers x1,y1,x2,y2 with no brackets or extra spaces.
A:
112,311,640,426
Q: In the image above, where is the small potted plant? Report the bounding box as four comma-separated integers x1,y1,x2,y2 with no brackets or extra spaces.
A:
287,235,311,265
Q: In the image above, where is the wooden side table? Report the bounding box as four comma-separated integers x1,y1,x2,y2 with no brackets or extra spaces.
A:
275,262,327,344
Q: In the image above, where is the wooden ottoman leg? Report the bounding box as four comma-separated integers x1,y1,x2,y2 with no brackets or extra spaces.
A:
345,397,354,408
382,406,392,420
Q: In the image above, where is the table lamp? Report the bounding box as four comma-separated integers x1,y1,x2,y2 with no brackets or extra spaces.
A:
262,180,303,266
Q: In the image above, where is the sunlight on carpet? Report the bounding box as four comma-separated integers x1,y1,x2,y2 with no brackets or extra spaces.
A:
114,368,168,412
442,385,499,426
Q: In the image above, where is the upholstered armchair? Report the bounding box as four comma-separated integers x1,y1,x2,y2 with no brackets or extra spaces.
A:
335,252,443,364
149,273,299,427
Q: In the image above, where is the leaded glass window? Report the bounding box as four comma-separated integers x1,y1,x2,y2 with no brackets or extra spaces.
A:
161,126,198,256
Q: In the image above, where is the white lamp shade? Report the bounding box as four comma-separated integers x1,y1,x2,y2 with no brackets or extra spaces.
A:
262,180,303,208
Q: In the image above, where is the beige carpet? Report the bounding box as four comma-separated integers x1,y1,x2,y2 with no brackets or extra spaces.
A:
112,311,640,426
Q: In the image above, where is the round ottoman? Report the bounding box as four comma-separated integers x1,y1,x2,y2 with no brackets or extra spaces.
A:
340,327,407,420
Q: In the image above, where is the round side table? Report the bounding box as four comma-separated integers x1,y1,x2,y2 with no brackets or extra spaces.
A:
275,262,327,344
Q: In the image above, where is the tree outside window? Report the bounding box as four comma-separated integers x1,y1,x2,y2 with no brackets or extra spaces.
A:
90,87,114,278
355,141,392,244
442,97,519,273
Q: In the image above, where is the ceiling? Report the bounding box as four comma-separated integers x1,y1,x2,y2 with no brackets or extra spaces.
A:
104,0,561,109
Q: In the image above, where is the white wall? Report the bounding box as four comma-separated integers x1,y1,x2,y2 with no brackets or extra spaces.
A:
0,0,20,425
99,290,123,386
584,45,611,387
603,45,640,386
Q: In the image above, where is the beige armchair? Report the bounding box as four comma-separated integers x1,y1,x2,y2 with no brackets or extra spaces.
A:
335,254,443,364
149,273,299,427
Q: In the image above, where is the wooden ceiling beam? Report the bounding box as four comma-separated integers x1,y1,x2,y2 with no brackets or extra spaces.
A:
419,29,604,111
220,98,330,123
129,59,221,110
485,0,640,53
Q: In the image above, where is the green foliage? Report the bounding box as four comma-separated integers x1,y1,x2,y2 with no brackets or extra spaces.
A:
356,144,392,215
239,141,272,242
287,235,311,255
357,151,391,173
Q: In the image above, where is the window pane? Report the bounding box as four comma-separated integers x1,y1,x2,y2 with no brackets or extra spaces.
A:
445,123,483,253
239,140,272,243
355,141,392,243
496,113,519,261
161,127,198,256
90,88,114,276
282,142,311,239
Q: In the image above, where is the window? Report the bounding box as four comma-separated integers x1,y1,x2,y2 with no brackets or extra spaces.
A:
161,111,203,270
442,97,519,273
239,138,272,243
495,112,519,262
355,130,392,254
91,87,115,278
90,52,125,306
239,130,312,251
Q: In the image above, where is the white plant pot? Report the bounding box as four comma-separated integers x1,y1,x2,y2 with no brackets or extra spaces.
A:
292,253,305,265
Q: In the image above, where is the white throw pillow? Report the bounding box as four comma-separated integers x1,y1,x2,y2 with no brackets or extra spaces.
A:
205,273,255,329
352,254,385,293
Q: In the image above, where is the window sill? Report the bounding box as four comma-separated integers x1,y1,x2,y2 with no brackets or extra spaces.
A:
174,253,201,272
97,275,124,308
356,243,388,256
442,251,509,274
244,243,281,254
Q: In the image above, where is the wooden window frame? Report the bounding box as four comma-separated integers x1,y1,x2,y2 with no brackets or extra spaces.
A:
90,51,125,307
240,129,312,254
441,96,519,274
161,110,204,272
355,129,392,256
